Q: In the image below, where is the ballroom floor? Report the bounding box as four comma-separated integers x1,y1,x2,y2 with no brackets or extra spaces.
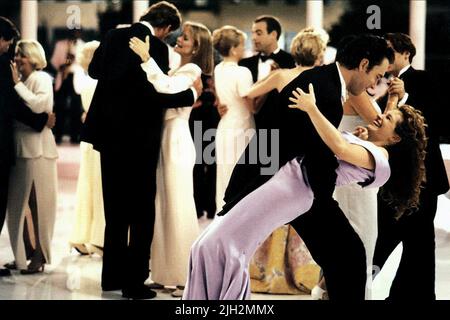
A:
1,142,449,300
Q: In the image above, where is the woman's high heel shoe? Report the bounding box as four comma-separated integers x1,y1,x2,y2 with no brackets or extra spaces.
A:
70,243,91,256
311,285,328,300
20,263,45,275
89,244,103,257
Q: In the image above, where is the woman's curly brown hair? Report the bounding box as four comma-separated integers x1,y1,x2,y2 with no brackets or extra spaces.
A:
380,104,428,219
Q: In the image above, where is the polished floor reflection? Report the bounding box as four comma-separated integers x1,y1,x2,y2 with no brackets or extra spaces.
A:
1,144,449,300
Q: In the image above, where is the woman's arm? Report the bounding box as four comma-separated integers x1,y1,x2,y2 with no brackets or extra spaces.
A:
289,84,383,170
237,67,258,114
346,91,380,124
141,59,199,94
245,70,281,99
130,36,200,94
243,97,256,114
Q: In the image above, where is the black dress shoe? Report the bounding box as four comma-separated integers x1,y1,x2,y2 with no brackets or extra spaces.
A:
102,285,123,291
148,282,164,290
0,268,11,277
3,261,17,270
20,264,45,275
122,286,157,300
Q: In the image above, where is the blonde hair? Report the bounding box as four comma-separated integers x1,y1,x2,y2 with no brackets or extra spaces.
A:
16,40,47,70
212,25,246,57
184,21,213,75
290,27,328,66
76,40,100,72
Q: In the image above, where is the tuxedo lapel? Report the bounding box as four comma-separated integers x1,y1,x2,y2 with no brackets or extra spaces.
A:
399,66,414,81
247,56,259,83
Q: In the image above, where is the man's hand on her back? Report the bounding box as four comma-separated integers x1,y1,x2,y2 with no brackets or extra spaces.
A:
46,112,56,129
193,77,203,100
217,103,228,117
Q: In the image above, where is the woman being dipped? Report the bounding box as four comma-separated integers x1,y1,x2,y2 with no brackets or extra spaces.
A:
183,83,427,300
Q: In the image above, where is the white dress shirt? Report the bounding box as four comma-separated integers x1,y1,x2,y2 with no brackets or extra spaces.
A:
396,64,410,106
336,62,349,105
257,47,281,81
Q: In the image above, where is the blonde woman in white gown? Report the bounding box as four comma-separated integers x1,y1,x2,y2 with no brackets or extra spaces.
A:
212,26,256,212
129,21,212,297
8,40,58,273
70,41,105,255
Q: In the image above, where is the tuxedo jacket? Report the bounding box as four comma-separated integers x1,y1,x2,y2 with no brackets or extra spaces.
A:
0,55,48,167
381,67,449,195
278,63,344,198
223,63,344,208
239,50,295,131
239,49,296,83
82,23,195,159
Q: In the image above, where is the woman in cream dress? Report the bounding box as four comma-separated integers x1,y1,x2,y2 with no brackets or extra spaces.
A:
8,40,58,273
129,21,213,296
69,41,105,255
332,91,385,299
212,26,255,212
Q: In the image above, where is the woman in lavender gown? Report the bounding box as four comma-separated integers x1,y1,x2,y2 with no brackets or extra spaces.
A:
183,84,427,300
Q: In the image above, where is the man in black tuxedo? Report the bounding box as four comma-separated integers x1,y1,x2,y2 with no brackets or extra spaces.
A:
239,15,295,130
373,33,449,300
239,15,295,84
82,2,201,299
0,17,55,277
189,74,221,219
220,35,394,300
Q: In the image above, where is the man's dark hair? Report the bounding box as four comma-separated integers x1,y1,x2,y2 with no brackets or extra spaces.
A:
336,34,394,71
335,34,357,63
254,15,282,40
140,1,181,32
0,16,19,40
384,32,416,63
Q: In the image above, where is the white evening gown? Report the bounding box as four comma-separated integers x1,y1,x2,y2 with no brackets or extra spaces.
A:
140,59,200,286
71,67,105,249
214,61,255,212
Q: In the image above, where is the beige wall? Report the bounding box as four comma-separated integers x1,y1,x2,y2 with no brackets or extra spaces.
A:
37,0,348,35
38,1,106,30
184,0,348,34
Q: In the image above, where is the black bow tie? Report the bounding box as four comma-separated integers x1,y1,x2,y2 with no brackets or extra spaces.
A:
259,53,276,62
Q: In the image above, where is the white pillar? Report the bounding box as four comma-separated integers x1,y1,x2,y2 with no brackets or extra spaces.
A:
409,0,426,70
306,0,324,29
133,0,149,23
21,0,38,40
